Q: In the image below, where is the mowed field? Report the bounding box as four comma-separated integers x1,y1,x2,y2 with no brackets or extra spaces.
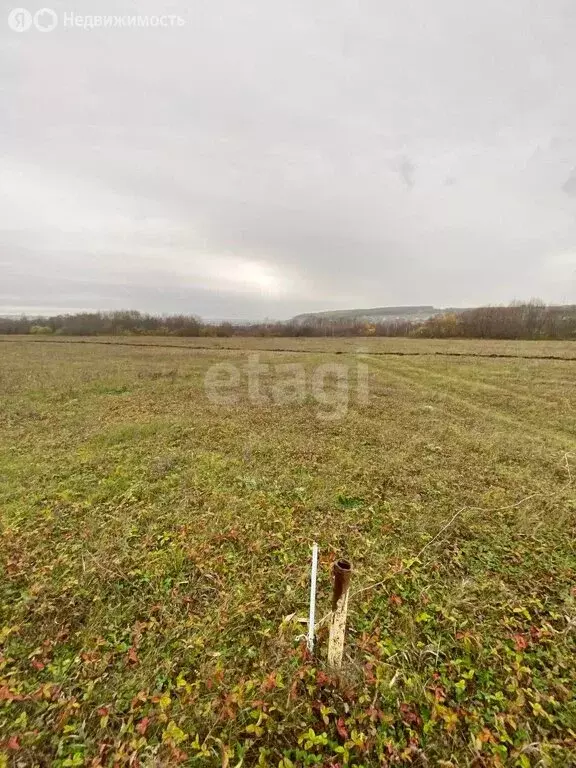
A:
0,337,575,767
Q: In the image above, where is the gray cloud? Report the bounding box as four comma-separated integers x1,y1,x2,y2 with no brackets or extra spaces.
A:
1,0,576,318
563,168,576,198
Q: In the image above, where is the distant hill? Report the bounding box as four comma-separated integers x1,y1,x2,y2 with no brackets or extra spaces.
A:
291,305,450,325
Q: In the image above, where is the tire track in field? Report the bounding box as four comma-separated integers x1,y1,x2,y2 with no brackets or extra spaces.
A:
385,358,576,442
361,355,576,449
415,365,574,407
378,357,574,412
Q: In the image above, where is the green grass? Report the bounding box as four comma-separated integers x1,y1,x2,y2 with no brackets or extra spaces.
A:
0,337,575,767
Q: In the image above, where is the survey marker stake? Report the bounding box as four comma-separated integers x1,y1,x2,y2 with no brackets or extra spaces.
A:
307,543,319,654
327,558,352,669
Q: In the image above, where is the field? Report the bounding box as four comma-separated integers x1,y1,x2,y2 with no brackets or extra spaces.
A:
0,336,575,767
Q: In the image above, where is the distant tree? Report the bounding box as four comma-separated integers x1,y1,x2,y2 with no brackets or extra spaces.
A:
2,303,575,340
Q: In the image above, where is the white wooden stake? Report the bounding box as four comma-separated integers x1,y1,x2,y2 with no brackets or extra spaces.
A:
327,559,352,669
307,543,319,654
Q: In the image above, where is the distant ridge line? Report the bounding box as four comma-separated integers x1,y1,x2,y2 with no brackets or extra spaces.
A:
290,305,473,324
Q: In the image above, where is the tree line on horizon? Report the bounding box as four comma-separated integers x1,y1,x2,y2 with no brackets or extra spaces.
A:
0,302,575,340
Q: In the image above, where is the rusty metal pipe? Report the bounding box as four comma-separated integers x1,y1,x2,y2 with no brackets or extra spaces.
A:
328,559,352,668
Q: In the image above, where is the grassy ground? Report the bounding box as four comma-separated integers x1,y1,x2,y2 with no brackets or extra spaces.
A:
0,338,575,767
2,335,575,358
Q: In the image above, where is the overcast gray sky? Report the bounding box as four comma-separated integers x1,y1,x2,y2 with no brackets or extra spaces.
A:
2,0,576,319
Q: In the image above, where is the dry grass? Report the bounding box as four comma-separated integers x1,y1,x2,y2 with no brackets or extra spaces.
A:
1,335,576,358
0,337,575,767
